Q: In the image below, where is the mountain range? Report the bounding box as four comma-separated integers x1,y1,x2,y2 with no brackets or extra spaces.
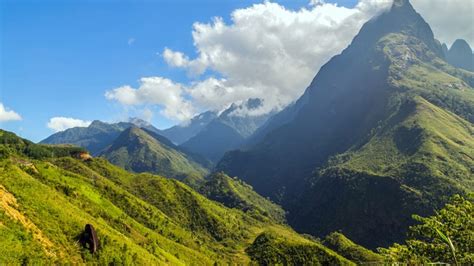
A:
217,0,474,248
42,99,272,165
41,119,211,182
41,119,160,156
181,98,272,163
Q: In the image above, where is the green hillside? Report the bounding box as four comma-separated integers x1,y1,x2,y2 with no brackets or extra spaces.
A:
0,129,358,264
199,172,286,223
100,127,209,183
246,229,354,265
323,232,384,263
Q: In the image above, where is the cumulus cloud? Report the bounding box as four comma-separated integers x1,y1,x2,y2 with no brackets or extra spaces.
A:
163,48,190,68
105,77,195,121
108,0,472,123
0,103,22,122
47,117,92,132
412,0,474,47
160,0,391,115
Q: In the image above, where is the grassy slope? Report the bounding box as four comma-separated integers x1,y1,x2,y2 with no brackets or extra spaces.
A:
326,34,474,199
101,127,208,181
323,232,384,263
246,228,354,265
199,172,286,223
0,129,354,264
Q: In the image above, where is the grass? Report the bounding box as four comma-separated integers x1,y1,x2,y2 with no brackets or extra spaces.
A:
1,129,371,264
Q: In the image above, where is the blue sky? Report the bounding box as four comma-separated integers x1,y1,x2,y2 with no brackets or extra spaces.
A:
1,0,472,142
0,0,358,142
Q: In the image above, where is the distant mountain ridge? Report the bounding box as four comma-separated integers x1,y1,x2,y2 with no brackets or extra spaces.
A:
181,98,273,163
40,118,160,155
217,0,474,248
161,111,218,145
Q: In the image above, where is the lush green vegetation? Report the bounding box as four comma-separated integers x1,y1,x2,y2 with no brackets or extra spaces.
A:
380,194,474,264
2,129,371,264
246,229,353,265
323,232,384,263
0,129,87,160
199,172,286,223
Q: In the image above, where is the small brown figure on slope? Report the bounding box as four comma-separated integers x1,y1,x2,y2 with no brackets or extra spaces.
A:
80,224,99,254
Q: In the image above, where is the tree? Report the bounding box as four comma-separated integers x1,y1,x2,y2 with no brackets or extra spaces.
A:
380,193,474,264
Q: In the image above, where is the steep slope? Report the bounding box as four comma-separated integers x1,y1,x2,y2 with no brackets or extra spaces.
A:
41,119,160,156
199,172,286,223
246,229,353,265
445,39,474,72
289,96,473,247
161,111,217,145
0,129,356,264
100,127,209,181
322,232,384,263
182,98,272,163
217,0,474,248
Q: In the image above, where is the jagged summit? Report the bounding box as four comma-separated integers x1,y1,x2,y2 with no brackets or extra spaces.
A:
346,0,442,59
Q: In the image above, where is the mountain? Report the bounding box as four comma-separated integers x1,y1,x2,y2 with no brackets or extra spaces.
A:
100,127,209,183
41,119,161,156
0,129,364,264
128,117,163,135
217,0,474,248
161,111,217,145
181,98,273,163
444,39,474,72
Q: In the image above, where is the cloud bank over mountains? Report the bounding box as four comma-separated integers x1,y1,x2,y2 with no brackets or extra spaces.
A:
105,0,473,123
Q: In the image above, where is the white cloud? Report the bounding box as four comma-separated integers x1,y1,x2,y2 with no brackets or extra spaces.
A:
47,117,92,132
411,0,474,47
141,108,153,122
0,103,22,122
105,77,195,121
108,0,472,123
163,48,190,68
160,0,391,115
